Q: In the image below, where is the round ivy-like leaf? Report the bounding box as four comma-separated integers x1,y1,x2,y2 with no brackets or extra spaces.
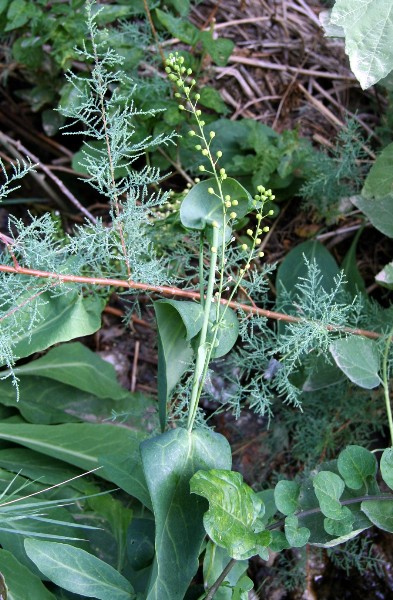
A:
180,178,252,231
274,480,300,516
337,445,377,491
208,305,239,359
381,448,393,490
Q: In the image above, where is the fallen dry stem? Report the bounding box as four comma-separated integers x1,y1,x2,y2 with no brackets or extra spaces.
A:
0,263,384,340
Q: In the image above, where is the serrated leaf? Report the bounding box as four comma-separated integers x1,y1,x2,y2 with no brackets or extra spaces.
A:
284,514,310,547
274,480,300,516
330,0,393,89
361,499,393,532
154,300,203,430
329,336,381,389
140,428,231,600
381,448,393,490
190,469,271,561
180,178,252,231
337,445,377,491
0,548,56,600
11,342,129,400
25,540,134,599
312,471,351,521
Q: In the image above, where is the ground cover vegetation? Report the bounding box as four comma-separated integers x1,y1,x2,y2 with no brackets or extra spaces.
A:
0,0,392,598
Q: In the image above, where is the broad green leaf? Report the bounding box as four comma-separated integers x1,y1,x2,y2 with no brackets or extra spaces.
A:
198,87,228,115
203,541,250,600
190,469,271,561
353,194,393,238
126,517,155,571
361,499,393,533
1,292,104,366
302,355,345,392
363,142,393,198
25,540,135,599
0,447,91,490
274,480,300,516
207,305,239,359
140,428,231,600
154,300,203,430
180,178,252,231
330,0,393,89
200,32,234,66
337,445,377,491
312,471,351,521
0,423,150,508
329,337,381,389
155,8,199,45
0,549,56,600
10,342,129,400
284,515,310,547
0,376,150,426
381,448,393,490
376,261,393,289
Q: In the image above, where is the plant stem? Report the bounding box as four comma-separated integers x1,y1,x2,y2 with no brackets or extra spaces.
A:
0,263,387,341
187,226,219,431
205,558,237,600
199,232,205,309
382,325,393,445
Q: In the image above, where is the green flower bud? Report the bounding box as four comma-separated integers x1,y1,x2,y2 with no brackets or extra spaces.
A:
189,130,196,136
210,131,216,138
195,93,200,100
225,195,231,201
247,229,253,236
199,165,205,171
259,251,264,257
178,105,185,110
202,149,209,156
174,92,181,98
241,243,248,250
187,68,193,75
195,144,202,150
165,66,171,73
263,226,269,232
232,199,238,206
211,246,217,253
268,209,274,216
196,109,202,116
256,237,261,244
208,187,214,194
230,211,237,219
216,150,223,158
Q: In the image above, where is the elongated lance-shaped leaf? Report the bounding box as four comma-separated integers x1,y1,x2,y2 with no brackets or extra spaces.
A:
154,300,203,431
25,540,135,599
0,423,150,508
140,428,231,600
190,469,271,560
0,548,56,600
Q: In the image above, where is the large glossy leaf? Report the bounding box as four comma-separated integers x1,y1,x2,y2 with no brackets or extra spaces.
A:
154,300,203,431
2,291,104,365
140,428,231,600
329,337,381,389
0,423,150,508
25,540,135,599
0,548,56,600
190,469,271,561
328,0,393,89
180,178,251,231
337,445,377,491
10,342,129,400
